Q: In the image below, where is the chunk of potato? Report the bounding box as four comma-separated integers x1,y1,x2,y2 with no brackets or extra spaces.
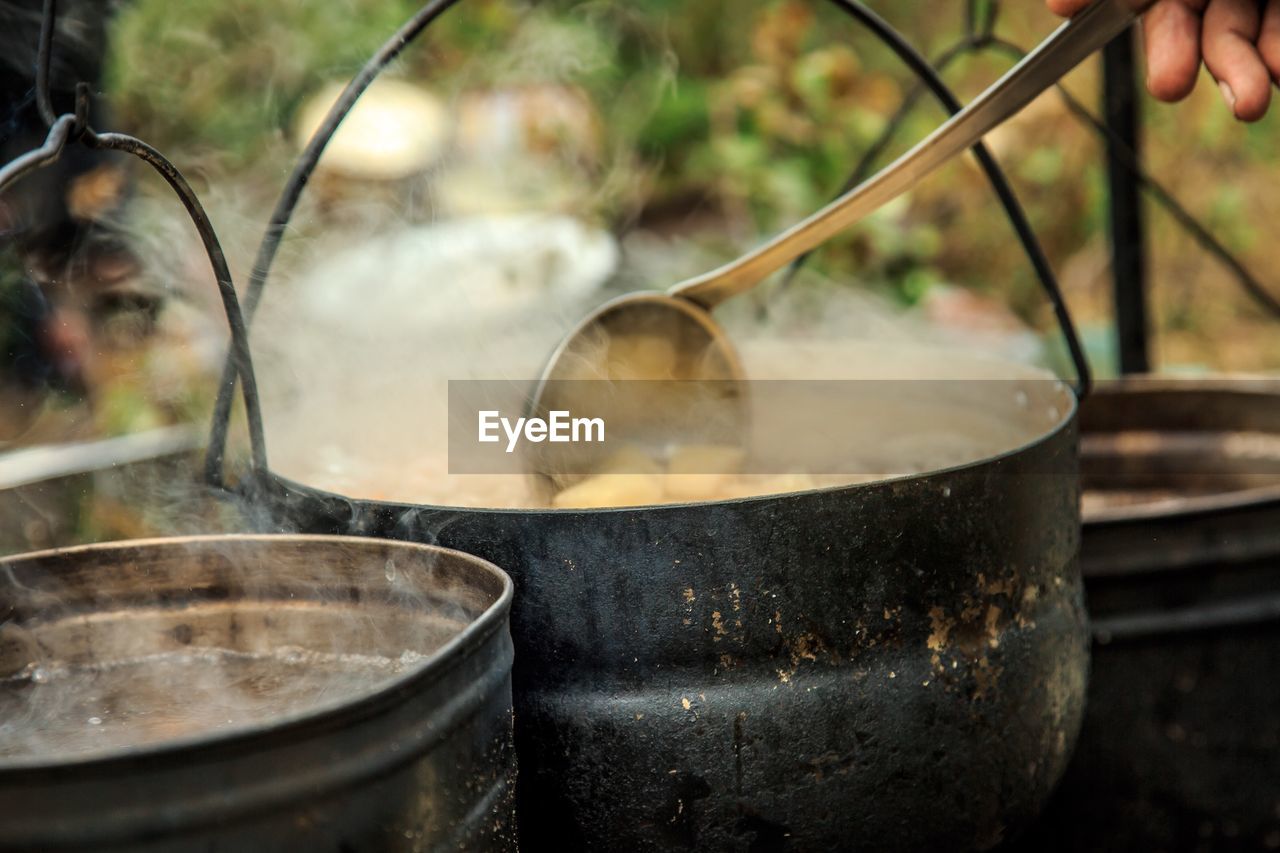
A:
551,472,664,509
660,445,746,501
716,473,817,499
666,445,746,475
752,473,817,495
663,473,733,502
606,334,678,380
597,444,664,476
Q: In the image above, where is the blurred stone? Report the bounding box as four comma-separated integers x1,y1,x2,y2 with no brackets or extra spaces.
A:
435,159,586,218
292,78,448,223
294,78,450,182
438,84,603,217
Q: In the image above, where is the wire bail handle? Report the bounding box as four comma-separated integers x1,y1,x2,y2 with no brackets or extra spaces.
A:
2,0,269,484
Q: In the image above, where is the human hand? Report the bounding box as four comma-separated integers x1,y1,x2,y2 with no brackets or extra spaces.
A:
1047,0,1280,121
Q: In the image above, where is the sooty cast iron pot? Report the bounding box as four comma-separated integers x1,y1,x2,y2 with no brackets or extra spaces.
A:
246,378,1087,851
1018,379,1280,852
0,534,517,852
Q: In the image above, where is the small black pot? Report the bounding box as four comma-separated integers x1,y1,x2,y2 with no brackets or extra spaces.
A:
0,534,517,852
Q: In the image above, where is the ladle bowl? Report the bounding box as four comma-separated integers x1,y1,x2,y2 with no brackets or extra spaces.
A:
528,0,1146,487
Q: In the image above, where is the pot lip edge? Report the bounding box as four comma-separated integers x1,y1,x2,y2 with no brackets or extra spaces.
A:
0,533,514,776
265,381,1080,517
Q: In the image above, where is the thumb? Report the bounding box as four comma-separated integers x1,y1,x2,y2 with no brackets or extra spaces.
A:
1047,0,1095,15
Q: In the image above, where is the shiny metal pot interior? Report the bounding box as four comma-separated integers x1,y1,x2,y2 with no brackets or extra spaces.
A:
0,534,517,852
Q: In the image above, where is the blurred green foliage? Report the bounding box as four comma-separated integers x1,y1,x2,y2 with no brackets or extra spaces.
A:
108,0,429,167
104,0,963,300
100,0,1280,373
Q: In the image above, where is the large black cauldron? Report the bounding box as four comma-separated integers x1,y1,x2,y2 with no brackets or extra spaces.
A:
250,376,1086,850
0,0,1091,847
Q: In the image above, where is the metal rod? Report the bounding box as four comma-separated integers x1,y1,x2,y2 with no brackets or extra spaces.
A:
979,36,1280,318
205,0,464,486
924,33,1280,325
1094,592,1280,642
11,0,269,480
802,1,1093,397
1103,29,1150,374
675,0,1142,310
84,132,268,476
0,114,75,192
34,0,58,127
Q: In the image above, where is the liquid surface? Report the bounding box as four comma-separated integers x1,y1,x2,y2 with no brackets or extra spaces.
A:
273,339,1071,509
0,645,431,761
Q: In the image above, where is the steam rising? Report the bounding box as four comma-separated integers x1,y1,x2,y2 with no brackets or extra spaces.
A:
258,221,1068,509
0,537,499,762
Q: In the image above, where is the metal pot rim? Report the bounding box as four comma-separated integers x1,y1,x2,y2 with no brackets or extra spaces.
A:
267,380,1079,515
1084,483,1280,526
0,533,513,775
1082,378,1280,526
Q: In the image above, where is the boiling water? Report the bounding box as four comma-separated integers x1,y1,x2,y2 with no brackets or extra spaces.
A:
0,644,432,761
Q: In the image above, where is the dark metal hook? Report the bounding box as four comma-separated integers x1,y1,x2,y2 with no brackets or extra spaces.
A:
7,0,269,478
966,0,1000,41
85,131,269,475
0,114,76,192
205,0,463,485
34,0,59,127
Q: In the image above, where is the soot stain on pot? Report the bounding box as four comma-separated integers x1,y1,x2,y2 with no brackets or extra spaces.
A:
732,710,748,798
921,570,1052,703
807,749,858,782
659,770,712,845
736,811,793,852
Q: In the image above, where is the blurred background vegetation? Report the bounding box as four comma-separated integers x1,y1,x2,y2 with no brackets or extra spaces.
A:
4,0,1280,447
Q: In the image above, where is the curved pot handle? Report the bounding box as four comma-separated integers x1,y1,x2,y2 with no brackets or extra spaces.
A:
800,0,1093,400
204,0,462,487
1,0,267,483
204,0,1102,488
